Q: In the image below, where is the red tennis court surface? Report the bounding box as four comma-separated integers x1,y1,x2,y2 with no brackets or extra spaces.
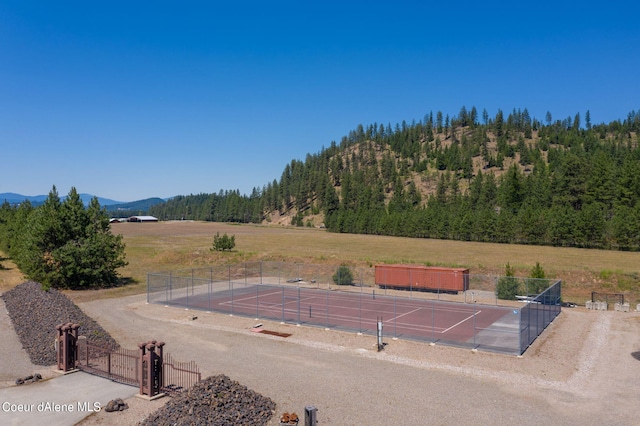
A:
162,284,520,351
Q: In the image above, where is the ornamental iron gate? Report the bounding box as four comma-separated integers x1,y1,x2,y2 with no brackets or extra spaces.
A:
55,324,201,397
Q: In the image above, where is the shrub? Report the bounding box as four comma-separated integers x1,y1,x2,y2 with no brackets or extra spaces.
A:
211,232,235,251
527,262,549,294
496,262,519,300
332,265,354,285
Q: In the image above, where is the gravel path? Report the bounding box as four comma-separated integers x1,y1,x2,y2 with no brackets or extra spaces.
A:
0,296,54,387
71,295,640,426
1,285,638,425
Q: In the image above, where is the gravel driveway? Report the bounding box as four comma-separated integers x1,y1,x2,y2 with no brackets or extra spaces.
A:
69,295,640,426
2,291,638,425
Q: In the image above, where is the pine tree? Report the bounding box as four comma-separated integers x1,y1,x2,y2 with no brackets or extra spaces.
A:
14,186,127,290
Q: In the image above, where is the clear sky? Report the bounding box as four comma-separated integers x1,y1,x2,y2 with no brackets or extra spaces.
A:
2,1,638,202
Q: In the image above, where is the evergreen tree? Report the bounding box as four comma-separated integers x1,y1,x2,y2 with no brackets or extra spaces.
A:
13,186,127,290
497,262,519,300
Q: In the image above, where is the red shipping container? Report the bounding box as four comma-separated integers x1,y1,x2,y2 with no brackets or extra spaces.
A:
375,264,469,293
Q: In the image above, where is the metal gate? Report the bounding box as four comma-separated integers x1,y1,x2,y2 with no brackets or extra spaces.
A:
77,338,139,387
76,339,201,395
56,323,201,396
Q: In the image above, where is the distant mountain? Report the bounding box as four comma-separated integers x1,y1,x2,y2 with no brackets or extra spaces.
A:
105,198,166,214
0,192,48,205
0,192,149,208
78,193,125,206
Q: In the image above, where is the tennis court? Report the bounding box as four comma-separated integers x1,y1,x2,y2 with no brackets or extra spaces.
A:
159,283,521,353
148,263,561,355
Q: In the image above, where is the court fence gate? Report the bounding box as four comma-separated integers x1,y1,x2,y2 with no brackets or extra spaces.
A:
147,262,562,355
55,323,201,397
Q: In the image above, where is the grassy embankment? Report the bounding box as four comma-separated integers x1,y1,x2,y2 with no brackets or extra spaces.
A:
2,221,639,305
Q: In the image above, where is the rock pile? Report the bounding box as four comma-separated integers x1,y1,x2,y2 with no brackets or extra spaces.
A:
15,373,42,385
104,398,129,412
1,281,118,366
140,375,276,426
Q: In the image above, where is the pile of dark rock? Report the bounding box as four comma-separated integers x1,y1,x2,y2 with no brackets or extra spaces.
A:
1,281,118,366
15,373,42,385
104,398,129,412
140,375,276,426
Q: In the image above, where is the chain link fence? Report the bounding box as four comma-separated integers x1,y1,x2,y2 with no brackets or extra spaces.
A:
147,262,561,355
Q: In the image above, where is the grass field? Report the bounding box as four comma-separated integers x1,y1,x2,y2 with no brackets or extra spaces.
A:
2,220,639,305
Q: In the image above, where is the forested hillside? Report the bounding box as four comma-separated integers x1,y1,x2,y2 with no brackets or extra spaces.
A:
149,107,640,250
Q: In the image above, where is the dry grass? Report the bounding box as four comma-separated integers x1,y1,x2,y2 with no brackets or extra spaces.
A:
2,221,639,304
0,255,25,294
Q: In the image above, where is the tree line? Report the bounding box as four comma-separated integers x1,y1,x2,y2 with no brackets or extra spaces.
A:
148,107,640,250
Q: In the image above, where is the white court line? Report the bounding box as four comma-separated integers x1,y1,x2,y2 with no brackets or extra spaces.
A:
219,290,283,304
218,292,485,335
442,310,481,333
385,307,422,323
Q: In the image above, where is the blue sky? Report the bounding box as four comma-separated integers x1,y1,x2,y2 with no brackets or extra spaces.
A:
2,1,639,202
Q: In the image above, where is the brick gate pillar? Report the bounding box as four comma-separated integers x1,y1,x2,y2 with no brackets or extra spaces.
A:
138,340,166,398
56,323,79,372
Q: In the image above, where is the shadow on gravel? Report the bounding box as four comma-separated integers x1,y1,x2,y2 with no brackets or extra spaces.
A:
632,351,640,361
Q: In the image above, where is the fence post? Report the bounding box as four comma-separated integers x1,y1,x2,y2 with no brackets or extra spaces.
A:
325,289,329,328
431,300,435,342
305,406,318,426
359,290,362,333
473,304,477,348
298,287,301,324
138,342,148,396
394,296,397,338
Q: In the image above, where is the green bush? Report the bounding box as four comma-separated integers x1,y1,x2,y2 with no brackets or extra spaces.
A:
496,262,519,300
332,265,354,285
211,232,235,251
526,262,549,294
497,276,520,300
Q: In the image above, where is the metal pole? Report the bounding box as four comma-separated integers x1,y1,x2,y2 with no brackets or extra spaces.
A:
297,287,301,324
230,279,234,315
431,299,435,342
377,317,384,351
305,406,318,426
359,291,362,333
473,304,477,348
326,289,329,328
394,296,397,337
